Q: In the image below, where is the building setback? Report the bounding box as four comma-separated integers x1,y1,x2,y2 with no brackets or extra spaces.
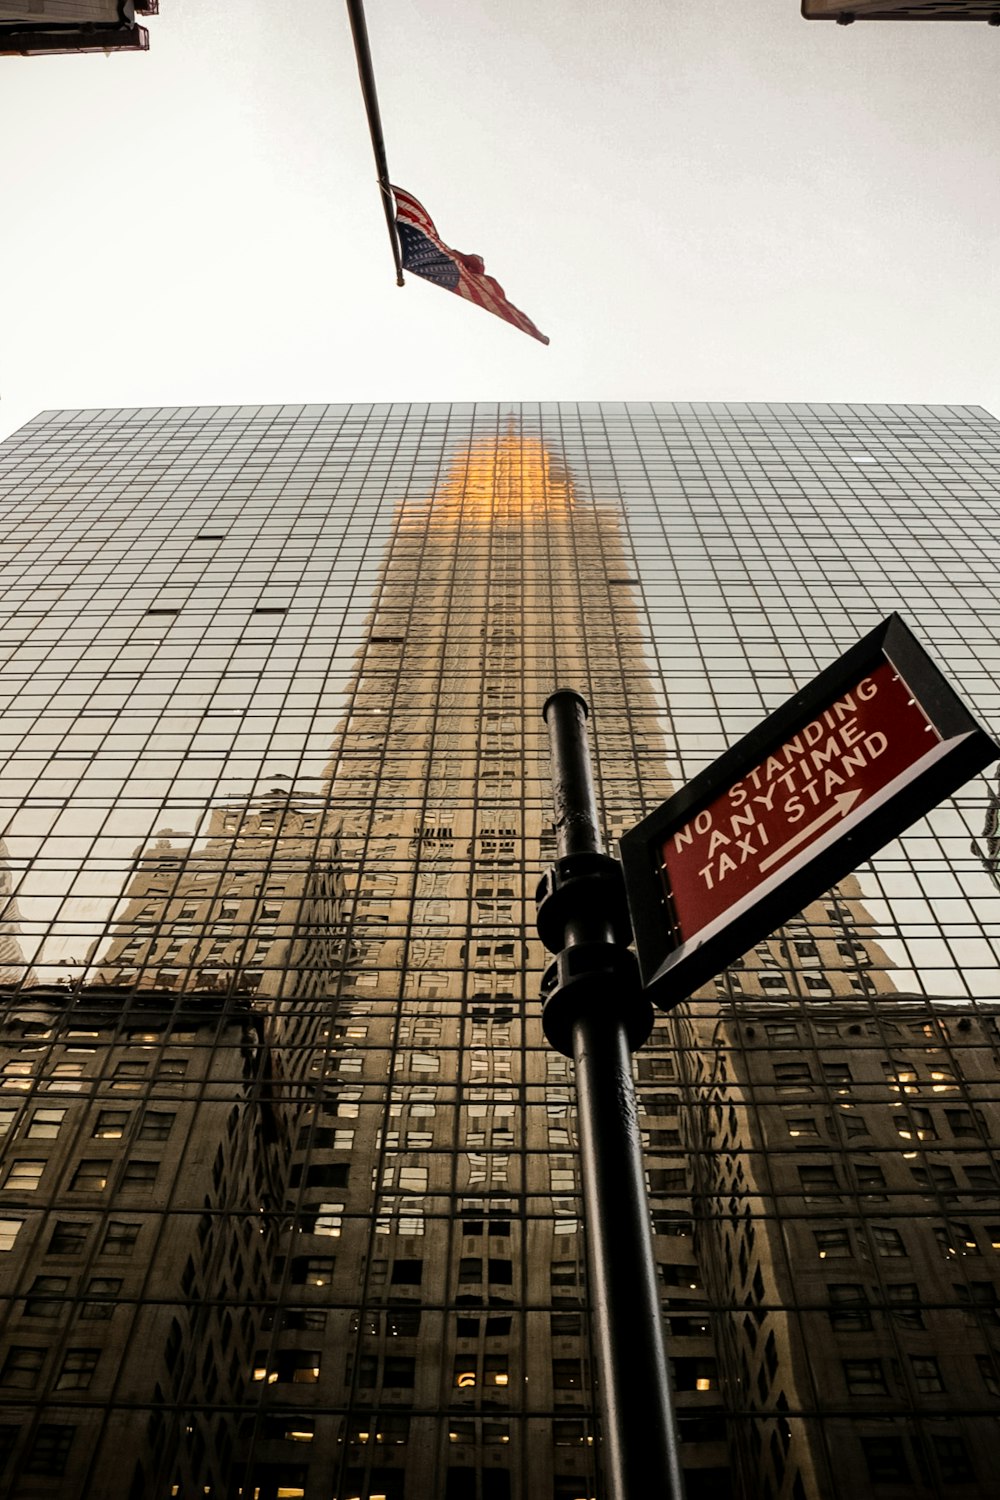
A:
0,401,999,1498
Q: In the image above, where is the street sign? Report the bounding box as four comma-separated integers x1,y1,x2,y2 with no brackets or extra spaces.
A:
619,615,1000,1011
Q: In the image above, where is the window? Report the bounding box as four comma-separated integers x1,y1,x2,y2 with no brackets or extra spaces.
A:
93,1110,129,1139
553,1359,585,1390
909,1355,944,1394
0,1107,17,1135
121,1161,158,1190
773,1062,813,1091
933,1435,974,1484
4,1160,45,1191
854,1164,887,1200
55,1349,99,1391
861,1436,910,1483
138,1111,174,1142
113,1062,148,1086
24,1424,75,1477
81,1277,122,1319
955,1282,1000,1326
0,1218,24,1252
26,1108,66,1139
291,1256,335,1287
885,1283,924,1330
798,1165,840,1201
870,1226,905,1258
70,1159,111,1192
1,1346,45,1389
102,1221,140,1255
843,1358,888,1395
828,1284,871,1331
258,1352,321,1385
25,1276,69,1318
383,1356,415,1387
391,1259,423,1286
945,1108,978,1138
814,1228,851,1259
976,1354,1000,1397
48,1220,88,1255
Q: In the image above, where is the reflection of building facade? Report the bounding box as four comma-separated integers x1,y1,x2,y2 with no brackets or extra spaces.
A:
1,401,999,1497
0,1,157,57
802,2,1000,21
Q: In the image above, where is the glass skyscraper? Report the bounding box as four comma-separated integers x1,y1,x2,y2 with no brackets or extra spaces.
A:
1,400,999,1499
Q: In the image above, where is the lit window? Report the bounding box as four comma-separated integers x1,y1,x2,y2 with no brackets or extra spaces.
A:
26,1108,66,1140
93,1111,129,1139
4,1160,45,1191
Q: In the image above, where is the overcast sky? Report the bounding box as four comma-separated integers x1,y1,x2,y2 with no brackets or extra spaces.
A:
1,0,998,440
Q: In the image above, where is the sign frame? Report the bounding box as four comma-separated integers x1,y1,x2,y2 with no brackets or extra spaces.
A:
619,614,1000,1011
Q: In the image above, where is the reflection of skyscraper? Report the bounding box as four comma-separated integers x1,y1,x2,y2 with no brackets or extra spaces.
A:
0,841,33,988
1,402,999,1498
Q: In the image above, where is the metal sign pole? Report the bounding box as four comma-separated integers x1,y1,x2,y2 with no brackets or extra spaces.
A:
536,690,685,1500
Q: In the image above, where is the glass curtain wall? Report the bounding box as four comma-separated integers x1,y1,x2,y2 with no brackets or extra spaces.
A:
0,401,999,1499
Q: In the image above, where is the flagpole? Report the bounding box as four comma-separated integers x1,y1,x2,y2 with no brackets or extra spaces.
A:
346,0,405,287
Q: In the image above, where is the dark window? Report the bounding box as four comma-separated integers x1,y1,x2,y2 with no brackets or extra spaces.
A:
24,1425,75,1477
933,1435,974,1484
24,1276,69,1318
138,1111,174,1142
102,1221,140,1255
861,1436,910,1483
121,1161,158,1190
386,1308,421,1337
391,1258,423,1285
648,1167,687,1193
552,1359,585,1390
383,1356,415,1387
1,1346,45,1389
798,1165,840,1200
49,1220,89,1255
81,1277,122,1319
55,1349,99,1391
828,1284,871,1331
976,1354,1000,1396
843,1358,887,1395
885,1283,924,1329
909,1355,944,1393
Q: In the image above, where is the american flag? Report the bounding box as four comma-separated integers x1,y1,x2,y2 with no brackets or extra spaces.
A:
391,185,549,346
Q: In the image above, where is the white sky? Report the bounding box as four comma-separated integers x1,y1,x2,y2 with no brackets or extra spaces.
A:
1,0,998,441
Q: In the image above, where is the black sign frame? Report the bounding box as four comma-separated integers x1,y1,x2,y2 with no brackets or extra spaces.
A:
619,614,1000,1012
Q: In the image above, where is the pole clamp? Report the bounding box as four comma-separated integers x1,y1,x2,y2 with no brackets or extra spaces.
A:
540,942,653,1057
535,852,633,954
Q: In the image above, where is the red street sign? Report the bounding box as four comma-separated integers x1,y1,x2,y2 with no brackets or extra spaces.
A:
619,615,999,1011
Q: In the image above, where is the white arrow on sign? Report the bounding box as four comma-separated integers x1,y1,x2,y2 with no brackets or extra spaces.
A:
758,788,863,875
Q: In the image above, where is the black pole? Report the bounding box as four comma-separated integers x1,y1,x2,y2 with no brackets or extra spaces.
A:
346,0,405,287
536,690,685,1500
